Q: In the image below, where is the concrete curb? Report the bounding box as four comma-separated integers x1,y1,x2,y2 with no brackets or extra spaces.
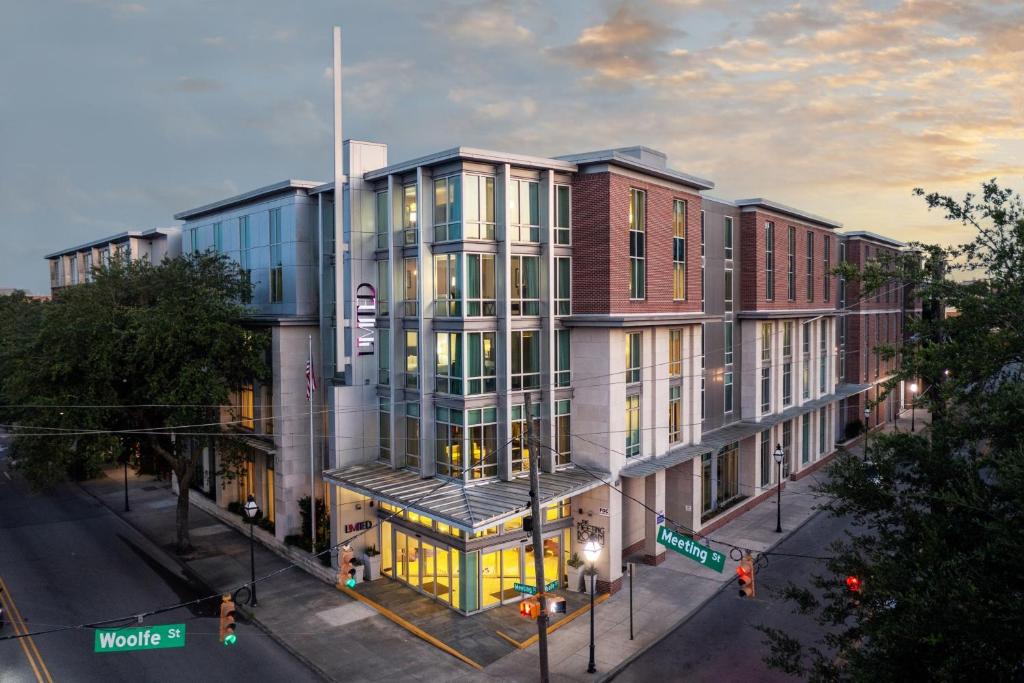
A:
76,479,333,683
599,505,829,683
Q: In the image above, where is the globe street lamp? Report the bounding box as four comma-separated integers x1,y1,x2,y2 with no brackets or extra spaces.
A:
244,495,259,606
583,539,601,675
909,382,919,432
773,444,785,533
863,407,871,461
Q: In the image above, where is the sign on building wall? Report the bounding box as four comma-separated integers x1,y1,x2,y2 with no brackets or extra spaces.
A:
576,520,605,547
354,283,376,356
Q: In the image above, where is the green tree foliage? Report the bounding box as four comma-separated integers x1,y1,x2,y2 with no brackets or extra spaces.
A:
0,252,268,552
762,180,1024,681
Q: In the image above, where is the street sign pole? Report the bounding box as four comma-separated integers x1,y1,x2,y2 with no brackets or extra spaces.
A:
525,392,549,683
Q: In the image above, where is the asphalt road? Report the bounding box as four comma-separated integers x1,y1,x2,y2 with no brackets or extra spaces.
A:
0,434,321,682
612,507,852,682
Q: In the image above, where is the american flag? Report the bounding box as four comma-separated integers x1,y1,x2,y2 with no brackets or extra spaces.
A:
305,357,317,401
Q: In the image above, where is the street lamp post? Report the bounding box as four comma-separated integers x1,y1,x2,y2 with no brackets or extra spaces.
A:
863,407,871,461
773,444,784,533
909,382,918,432
244,495,259,606
583,539,601,675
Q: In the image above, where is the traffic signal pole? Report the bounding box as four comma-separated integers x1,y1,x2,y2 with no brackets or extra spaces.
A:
525,393,550,683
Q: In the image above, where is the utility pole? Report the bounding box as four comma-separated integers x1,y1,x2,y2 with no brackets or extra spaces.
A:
525,392,549,683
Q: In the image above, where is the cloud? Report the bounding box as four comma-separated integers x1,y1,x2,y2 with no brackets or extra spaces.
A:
173,76,223,93
202,36,225,47
426,1,533,46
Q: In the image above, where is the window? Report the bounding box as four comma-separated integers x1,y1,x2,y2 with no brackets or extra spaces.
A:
378,328,390,385
724,370,733,413
802,323,811,400
188,228,198,253
376,260,389,316
464,175,495,240
819,407,827,454
433,176,461,242
761,371,771,413
435,332,463,395
782,420,792,477
669,386,682,443
669,330,681,377
700,210,706,310
509,179,540,242
823,235,831,302
555,257,571,315
806,231,815,301
700,324,705,420
434,407,464,478
269,208,283,303
379,399,391,464
555,185,571,245
467,332,496,394
673,199,686,300
801,413,811,464
787,226,796,301
511,255,540,316
404,330,418,389
765,221,775,300
101,247,110,267
466,253,496,316
510,402,540,473
405,403,420,469
238,215,251,303
555,329,571,387
625,395,640,458
240,383,254,429
724,321,734,365
760,431,772,487
782,322,793,406
213,222,223,251
511,330,541,390
724,269,733,312
402,185,418,245
69,254,78,285
554,400,571,465
761,323,772,414
375,191,389,249
467,407,498,479
403,258,418,316
819,319,828,393
433,253,461,317
83,253,93,282
625,332,641,383
629,188,646,299
724,216,733,260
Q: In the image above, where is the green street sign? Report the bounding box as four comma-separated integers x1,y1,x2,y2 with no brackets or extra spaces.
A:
545,579,559,592
514,582,537,595
94,624,186,653
656,526,725,573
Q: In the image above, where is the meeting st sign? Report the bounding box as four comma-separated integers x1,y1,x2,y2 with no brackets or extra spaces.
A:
656,525,725,573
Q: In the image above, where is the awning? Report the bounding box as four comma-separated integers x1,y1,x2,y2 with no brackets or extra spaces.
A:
229,433,276,455
322,463,608,533
620,383,871,478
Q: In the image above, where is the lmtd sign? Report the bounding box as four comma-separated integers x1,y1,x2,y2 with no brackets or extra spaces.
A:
355,283,376,356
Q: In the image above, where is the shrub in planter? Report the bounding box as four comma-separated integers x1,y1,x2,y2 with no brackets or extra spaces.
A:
363,545,382,580
227,500,243,515
566,552,586,593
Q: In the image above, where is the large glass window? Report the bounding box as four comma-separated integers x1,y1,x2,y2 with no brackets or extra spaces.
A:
240,383,254,429
433,253,461,317
269,208,283,303
555,257,571,316
511,255,540,316
467,407,498,480
716,443,740,508
466,253,496,316
555,329,570,387
405,330,419,389
823,235,831,302
669,330,681,378
238,215,252,303
511,330,540,390
433,176,461,242
554,400,571,465
765,221,775,300
724,269,733,312
379,399,391,464
819,319,828,393
669,386,681,444
625,395,640,457
724,321,734,366
625,332,641,383
403,185,418,245
509,179,540,243
673,199,686,301
467,332,496,394
376,260,389,316
511,403,540,473
213,222,223,252
403,257,418,317
806,231,815,301
761,323,772,414
787,226,796,301
819,407,827,454
724,370,734,413
378,328,390,386
782,321,793,406
760,430,772,487
435,332,463,395
464,175,495,240
405,403,420,469
435,407,464,478
629,189,646,299
69,254,78,284
801,413,811,464
724,216,733,260
555,185,571,245
375,190,389,249
782,420,792,477
701,453,713,514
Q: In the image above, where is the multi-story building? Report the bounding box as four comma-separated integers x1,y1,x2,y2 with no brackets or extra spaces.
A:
45,227,182,291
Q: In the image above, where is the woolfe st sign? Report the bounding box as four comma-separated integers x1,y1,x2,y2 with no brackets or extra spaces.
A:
656,525,725,573
94,624,186,653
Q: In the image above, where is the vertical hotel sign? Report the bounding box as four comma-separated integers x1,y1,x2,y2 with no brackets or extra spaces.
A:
355,283,376,355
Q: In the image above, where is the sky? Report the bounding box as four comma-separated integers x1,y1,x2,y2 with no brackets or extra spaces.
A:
2,0,1022,293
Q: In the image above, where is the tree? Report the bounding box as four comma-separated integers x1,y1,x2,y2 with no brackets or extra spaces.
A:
0,252,268,553
760,180,1024,681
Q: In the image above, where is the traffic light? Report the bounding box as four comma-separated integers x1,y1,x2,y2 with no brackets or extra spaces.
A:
737,554,755,598
845,575,862,593
219,594,237,645
546,595,567,615
345,568,357,589
519,597,540,619
339,545,354,589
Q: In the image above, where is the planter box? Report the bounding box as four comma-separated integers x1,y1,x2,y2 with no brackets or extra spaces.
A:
567,565,586,593
362,553,381,580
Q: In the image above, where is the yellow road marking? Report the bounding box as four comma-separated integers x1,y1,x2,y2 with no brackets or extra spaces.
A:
0,576,54,683
496,592,610,649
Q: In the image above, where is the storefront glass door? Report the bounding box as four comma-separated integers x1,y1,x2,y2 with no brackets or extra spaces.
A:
500,546,521,603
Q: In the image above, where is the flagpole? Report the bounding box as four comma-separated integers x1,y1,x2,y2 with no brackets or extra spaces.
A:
309,334,316,557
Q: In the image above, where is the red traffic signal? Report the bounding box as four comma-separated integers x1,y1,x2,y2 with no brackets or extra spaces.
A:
519,597,540,619
845,575,862,593
736,554,755,598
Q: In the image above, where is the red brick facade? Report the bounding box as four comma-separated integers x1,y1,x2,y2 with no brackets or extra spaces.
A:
739,209,837,313
572,171,703,315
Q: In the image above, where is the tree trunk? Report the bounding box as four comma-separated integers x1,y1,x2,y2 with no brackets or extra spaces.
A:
174,460,195,554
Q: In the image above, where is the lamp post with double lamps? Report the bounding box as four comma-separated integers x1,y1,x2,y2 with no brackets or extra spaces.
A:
863,407,871,461
773,444,785,533
584,539,601,675
909,382,919,432
244,495,259,606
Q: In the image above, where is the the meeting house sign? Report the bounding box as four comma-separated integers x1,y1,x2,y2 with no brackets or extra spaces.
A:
355,283,376,356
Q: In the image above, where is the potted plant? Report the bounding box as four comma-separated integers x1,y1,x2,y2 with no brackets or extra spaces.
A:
350,557,366,583
363,545,381,580
566,552,586,593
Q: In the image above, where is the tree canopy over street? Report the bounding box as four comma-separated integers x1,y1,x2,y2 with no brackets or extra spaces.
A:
0,252,267,552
